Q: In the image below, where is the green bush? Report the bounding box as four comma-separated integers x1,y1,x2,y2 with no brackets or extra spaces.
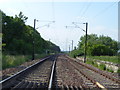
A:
69,49,84,58
93,62,98,67
86,59,98,68
107,68,114,73
90,44,114,56
117,69,120,73
86,60,94,65
99,64,106,70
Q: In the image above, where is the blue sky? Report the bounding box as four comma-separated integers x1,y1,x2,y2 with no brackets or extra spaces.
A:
0,0,118,51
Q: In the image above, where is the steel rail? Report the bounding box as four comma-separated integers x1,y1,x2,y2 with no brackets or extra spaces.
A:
48,57,56,90
68,59,106,89
66,55,119,89
66,55,120,84
0,56,51,84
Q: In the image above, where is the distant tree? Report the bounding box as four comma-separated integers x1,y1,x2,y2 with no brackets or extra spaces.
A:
77,34,118,56
90,44,114,56
15,11,28,23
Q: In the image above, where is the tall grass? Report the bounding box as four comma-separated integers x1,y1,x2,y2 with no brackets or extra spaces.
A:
2,53,50,69
86,60,98,68
2,55,31,69
87,56,119,64
86,57,119,73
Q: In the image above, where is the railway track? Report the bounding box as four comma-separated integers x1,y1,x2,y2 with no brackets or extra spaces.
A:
66,55,120,89
1,54,119,89
55,55,98,89
0,55,57,89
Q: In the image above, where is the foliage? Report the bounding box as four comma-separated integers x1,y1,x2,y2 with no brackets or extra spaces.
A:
77,34,118,56
86,56,120,73
69,49,84,58
117,69,120,73
86,59,98,67
90,44,114,56
2,53,50,69
2,11,60,55
2,54,31,69
107,68,114,73
87,56,119,64
99,64,106,70
86,59,115,73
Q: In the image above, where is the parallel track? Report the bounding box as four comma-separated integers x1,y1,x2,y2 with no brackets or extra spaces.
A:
0,55,57,89
1,54,119,89
66,55,120,89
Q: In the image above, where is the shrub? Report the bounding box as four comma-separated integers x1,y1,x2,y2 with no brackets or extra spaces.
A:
69,49,84,58
93,62,98,67
99,64,106,70
86,60,94,65
107,68,114,73
117,69,120,73
90,44,114,56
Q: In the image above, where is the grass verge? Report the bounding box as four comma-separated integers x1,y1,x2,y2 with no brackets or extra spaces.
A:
2,55,31,69
86,59,117,73
87,56,119,64
2,53,49,70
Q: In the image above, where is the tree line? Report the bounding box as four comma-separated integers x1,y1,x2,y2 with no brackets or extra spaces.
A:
1,11,60,55
70,34,118,57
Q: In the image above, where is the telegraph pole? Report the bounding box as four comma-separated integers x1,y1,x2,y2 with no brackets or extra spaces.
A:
83,22,88,63
65,22,88,63
32,19,36,60
31,19,54,60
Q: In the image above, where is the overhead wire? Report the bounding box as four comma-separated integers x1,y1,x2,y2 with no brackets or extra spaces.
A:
52,0,55,21
50,0,59,45
76,0,92,22
80,2,92,18
93,1,118,19
77,2,86,18
71,1,92,48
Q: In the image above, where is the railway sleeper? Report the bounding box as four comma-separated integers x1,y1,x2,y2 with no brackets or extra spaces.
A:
11,80,25,90
37,83,48,88
66,56,120,84
56,85,84,90
26,82,34,88
31,82,39,89
2,80,19,89
19,81,29,88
